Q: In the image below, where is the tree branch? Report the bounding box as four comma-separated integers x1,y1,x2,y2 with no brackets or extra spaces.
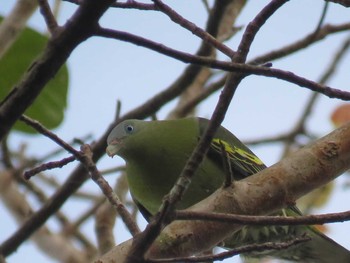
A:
95,27,350,100
37,0,59,34
97,120,350,262
152,0,235,58
175,210,350,226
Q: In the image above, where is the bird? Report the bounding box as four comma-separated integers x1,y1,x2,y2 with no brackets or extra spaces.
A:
106,117,350,262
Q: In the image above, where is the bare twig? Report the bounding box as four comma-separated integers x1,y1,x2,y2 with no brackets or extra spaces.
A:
281,35,350,156
79,145,140,236
64,0,157,10
24,155,76,179
36,134,93,163
21,115,140,236
95,174,129,254
312,1,329,37
38,0,59,34
19,127,91,181
96,27,350,101
147,236,310,262
152,0,235,58
1,137,13,169
18,116,139,240
20,115,81,156
236,0,288,62
201,0,210,13
250,22,350,65
168,75,226,118
319,36,350,85
114,100,122,121
247,34,350,148
175,210,350,226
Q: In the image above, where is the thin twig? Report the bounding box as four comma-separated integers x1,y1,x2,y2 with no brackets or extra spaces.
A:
152,0,235,58
80,145,140,237
311,1,329,37
250,22,350,65
282,35,350,155
201,0,210,13
19,115,81,156
147,236,310,262
23,155,76,179
247,33,350,147
170,74,226,118
95,27,350,101
64,0,157,10
237,0,288,62
115,100,122,121
319,36,350,85
19,115,140,237
175,210,350,226
1,137,13,169
37,0,59,34
36,134,92,163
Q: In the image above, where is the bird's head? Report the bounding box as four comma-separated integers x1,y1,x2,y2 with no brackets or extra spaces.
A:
106,119,143,158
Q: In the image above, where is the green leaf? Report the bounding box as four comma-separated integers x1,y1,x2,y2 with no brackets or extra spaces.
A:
0,19,69,134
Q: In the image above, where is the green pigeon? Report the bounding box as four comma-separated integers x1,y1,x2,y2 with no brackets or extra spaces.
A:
106,117,350,262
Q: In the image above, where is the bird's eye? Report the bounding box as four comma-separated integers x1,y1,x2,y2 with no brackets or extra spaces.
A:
125,124,134,133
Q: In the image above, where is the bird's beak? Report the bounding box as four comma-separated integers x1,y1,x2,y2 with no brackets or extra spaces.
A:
106,139,122,157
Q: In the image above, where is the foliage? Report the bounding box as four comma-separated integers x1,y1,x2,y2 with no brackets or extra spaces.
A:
0,17,68,133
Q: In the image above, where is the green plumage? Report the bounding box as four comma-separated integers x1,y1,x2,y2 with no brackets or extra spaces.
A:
106,117,350,262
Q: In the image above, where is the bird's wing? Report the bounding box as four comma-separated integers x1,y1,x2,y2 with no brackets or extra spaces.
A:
197,118,302,214
197,118,266,180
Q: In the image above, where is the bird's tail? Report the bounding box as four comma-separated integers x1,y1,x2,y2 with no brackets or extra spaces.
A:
300,226,350,263
225,223,350,262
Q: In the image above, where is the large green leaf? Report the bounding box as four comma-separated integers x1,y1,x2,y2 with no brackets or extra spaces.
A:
0,19,69,134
